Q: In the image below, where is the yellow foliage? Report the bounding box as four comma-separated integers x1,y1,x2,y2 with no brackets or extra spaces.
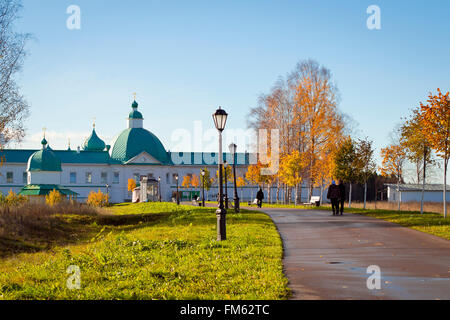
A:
380,144,406,182
87,189,109,207
182,175,191,188
127,178,136,192
4,190,27,206
45,189,63,206
191,174,200,188
236,177,246,188
278,151,305,187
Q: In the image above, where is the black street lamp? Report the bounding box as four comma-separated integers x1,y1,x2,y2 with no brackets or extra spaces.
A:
212,106,228,241
158,176,161,202
224,161,229,209
175,174,180,205
229,143,240,213
201,169,206,207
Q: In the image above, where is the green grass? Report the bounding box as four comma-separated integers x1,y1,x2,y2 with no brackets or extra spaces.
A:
0,202,289,300
343,207,450,241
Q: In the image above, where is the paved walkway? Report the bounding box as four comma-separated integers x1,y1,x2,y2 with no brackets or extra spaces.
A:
262,208,450,300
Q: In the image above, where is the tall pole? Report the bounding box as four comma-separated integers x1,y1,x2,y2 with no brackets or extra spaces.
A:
232,152,240,213
216,131,226,241
176,176,180,205
201,171,205,207
224,164,229,209
158,177,162,202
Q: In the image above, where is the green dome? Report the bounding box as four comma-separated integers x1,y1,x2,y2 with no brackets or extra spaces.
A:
111,128,169,163
129,110,143,119
83,128,106,151
27,147,62,172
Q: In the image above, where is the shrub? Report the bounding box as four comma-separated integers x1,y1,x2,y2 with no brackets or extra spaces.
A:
3,190,27,206
87,190,109,207
45,189,63,207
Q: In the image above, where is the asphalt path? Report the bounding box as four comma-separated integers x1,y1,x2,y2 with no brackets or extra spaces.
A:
261,208,450,300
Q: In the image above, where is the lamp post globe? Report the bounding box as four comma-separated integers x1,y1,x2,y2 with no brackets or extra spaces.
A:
212,106,228,241
229,143,240,213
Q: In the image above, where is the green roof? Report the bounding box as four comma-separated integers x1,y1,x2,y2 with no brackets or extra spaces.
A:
19,184,78,196
111,128,170,164
129,110,143,119
83,128,106,151
27,147,62,172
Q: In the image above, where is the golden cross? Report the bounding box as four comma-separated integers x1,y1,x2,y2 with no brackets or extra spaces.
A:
42,127,46,138
133,92,137,101
93,117,96,128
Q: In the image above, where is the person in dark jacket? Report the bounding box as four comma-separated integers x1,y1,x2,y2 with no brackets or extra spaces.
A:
338,180,345,215
256,187,264,208
327,180,341,216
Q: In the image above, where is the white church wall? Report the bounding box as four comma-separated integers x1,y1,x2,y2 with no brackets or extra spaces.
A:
0,164,27,196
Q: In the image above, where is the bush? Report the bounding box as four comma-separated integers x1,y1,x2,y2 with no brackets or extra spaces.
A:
87,190,109,207
45,189,63,207
0,190,27,206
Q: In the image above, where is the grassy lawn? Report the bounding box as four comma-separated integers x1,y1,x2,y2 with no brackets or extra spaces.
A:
0,202,289,300
344,207,450,241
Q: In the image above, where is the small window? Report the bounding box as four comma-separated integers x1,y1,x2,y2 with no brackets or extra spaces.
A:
70,172,77,184
166,173,170,184
101,172,107,184
6,172,13,184
147,173,154,179
23,172,27,184
113,172,120,184
85,172,92,184
172,173,178,184
133,173,140,182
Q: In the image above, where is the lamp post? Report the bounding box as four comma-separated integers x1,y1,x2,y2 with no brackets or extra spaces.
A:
175,174,180,205
201,169,206,207
223,161,229,209
229,143,240,213
158,176,161,202
212,106,228,241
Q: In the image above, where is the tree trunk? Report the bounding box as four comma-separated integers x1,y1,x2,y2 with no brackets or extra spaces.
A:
444,156,448,218
421,147,427,215
320,182,324,206
295,184,298,206
363,182,367,209
348,183,352,208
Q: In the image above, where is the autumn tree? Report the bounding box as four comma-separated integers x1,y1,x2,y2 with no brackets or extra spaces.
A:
191,174,200,189
333,137,358,208
279,151,305,205
419,88,450,218
127,178,136,192
293,60,344,200
381,144,407,211
182,175,192,188
236,176,246,201
401,107,434,214
354,138,376,209
0,0,30,146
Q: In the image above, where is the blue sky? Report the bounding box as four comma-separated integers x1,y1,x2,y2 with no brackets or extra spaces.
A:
12,0,450,180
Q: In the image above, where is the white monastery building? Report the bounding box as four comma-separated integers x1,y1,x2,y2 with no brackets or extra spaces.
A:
0,100,253,203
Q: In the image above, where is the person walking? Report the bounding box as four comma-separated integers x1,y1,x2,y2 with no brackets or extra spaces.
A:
327,180,340,216
338,180,345,216
256,187,264,208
